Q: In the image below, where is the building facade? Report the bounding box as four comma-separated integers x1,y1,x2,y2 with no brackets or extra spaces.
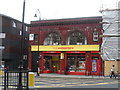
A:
0,14,28,70
28,16,103,75
100,1,120,76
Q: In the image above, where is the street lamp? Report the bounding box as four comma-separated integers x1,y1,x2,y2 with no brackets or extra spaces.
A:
17,0,26,89
20,0,26,69
34,9,41,74
34,9,41,20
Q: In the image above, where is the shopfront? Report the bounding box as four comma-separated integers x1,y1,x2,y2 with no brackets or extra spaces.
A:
30,45,102,75
65,52,86,75
41,51,61,73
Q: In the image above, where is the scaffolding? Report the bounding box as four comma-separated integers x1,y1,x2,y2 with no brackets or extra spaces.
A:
100,1,120,60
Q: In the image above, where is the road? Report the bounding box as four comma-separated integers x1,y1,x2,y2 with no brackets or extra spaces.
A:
34,77,119,88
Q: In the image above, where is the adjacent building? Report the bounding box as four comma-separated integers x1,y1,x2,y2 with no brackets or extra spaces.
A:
28,16,103,75
100,1,120,76
0,14,28,70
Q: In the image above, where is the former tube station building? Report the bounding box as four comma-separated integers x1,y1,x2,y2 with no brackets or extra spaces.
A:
28,16,103,75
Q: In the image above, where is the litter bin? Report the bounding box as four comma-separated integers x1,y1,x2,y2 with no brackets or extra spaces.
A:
29,72,34,87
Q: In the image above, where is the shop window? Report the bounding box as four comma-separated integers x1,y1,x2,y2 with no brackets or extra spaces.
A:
67,56,86,72
44,56,52,70
44,32,61,45
44,56,60,72
93,31,98,41
67,31,87,45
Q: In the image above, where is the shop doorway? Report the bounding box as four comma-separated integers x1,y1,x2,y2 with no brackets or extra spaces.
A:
44,55,60,73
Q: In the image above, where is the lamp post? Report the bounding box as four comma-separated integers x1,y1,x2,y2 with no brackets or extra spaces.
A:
17,0,26,89
20,0,26,69
34,9,41,74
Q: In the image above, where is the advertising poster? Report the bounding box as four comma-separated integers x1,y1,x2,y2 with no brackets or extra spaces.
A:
92,60,97,72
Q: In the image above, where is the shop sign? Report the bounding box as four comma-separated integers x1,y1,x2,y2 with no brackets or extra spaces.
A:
60,53,64,59
31,45,100,51
29,34,34,40
92,60,97,72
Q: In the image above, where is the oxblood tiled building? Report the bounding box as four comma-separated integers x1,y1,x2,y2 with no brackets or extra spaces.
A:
29,16,103,75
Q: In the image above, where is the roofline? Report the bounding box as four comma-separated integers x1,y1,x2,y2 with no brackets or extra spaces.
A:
29,16,102,27
31,16,102,23
0,13,28,25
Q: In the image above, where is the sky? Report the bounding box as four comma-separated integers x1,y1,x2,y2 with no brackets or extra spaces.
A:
0,0,119,24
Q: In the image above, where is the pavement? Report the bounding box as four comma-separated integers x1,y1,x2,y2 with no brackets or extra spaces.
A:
36,73,110,79
1,73,118,90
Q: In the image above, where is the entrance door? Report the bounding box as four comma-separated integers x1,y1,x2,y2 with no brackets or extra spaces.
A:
43,55,60,73
51,56,60,73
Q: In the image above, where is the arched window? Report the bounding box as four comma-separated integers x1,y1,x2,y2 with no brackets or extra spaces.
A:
44,32,61,45
67,31,87,45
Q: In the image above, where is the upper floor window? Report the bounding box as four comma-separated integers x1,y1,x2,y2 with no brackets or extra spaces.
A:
93,31,98,41
44,32,61,45
0,46,5,50
67,31,87,45
29,34,39,42
34,34,39,42
26,26,28,32
12,21,17,28
0,33,6,38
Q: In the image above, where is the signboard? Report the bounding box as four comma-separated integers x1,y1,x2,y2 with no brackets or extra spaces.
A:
92,60,97,72
60,53,64,59
29,34,34,40
31,45,100,51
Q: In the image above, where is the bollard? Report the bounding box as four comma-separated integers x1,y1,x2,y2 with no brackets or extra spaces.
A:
29,72,35,88
0,70,4,75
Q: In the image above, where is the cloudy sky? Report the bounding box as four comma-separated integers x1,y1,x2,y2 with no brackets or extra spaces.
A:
0,0,119,23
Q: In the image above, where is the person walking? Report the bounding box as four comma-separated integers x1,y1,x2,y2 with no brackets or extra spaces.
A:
36,61,40,76
110,65,116,78
37,67,40,76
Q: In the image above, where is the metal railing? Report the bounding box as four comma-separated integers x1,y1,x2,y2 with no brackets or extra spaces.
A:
3,69,29,90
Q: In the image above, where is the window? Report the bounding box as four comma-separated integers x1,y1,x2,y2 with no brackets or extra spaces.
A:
25,26,28,31
12,21,17,28
34,34,39,42
0,33,6,38
68,31,87,45
44,32,61,45
19,31,22,36
44,56,52,70
0,46,5,50
93,31,98,41
66,56,86,72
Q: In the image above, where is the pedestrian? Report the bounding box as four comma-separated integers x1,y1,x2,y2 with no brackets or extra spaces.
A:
36,61,40,76
110,65,116,79
37,67,40,76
